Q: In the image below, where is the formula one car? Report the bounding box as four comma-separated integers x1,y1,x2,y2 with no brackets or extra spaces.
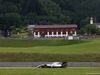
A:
37,62,67,68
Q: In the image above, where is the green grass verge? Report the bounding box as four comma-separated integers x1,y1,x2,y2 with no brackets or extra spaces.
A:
0,38,100,62
0,68,100,75
0,53,100,62
0,38,100,54
0,39,88,47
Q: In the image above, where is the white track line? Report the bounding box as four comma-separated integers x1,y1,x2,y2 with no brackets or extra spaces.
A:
86,73,100,74
0,67,100,69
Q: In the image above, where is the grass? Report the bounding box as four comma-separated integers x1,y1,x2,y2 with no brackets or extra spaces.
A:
0,39,88,47
0,53,100,62
0,38,100,54
0,68,100,75
0,38,100,62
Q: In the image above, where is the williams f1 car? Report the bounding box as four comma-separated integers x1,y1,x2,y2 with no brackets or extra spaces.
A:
37,62,67,68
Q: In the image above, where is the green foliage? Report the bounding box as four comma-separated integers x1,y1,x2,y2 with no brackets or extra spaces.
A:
40,0,61,16
77,28,85,35
59,15,72,24
0,13,21,29
11,34,20,38
78,24,100,35
0,2,18,14
0,0,100,29
80,17,90,27
96,28,100,35
10,26,16,34
68,33,73,36
41,32,45,37
10,26,27,34
16,28,21,33
27,30,33,37
26,13,37,24
84,24,97,34
21,26,28,32
1,0,100,29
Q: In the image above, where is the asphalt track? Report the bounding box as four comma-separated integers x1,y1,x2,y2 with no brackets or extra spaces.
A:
0,62,100,67
0,67,100,69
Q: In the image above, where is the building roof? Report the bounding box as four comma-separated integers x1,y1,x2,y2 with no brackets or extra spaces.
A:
94,23,100,26
27,25,35,29
28,24,77,29
94,23,100,28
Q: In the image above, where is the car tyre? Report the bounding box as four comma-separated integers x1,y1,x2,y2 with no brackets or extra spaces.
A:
44,64,47,68
62,64,67,68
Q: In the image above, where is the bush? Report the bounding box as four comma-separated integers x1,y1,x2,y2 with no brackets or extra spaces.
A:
68,33,73,36
41,32,45,37
27,30,33,37
84,24,97,34
77,28,85,35
12,34,21,38
96,28,100,35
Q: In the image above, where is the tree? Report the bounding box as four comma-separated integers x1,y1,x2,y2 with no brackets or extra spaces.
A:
40,0,61,16
20,0,43,15
26,12,38,24
84,24,97,34
3,13,21,29
77,28,85,35
1,0,100,30
27,30,33,37
0,2,18,14
59,15,71,24
80,17,90,27
96,28,100,35
10,26,16,34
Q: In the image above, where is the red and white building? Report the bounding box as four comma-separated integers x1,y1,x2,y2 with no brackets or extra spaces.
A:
27,24,77,37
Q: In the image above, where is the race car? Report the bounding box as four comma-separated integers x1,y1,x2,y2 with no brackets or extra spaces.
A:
37,62,67,68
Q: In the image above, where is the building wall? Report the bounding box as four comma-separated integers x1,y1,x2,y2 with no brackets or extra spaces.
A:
0,30,12,37
34,28,77,37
